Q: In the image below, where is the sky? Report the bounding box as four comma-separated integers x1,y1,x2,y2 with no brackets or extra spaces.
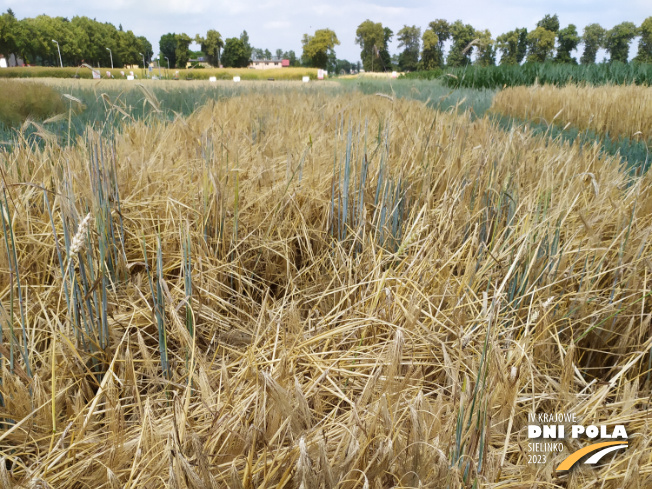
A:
2,0,650,63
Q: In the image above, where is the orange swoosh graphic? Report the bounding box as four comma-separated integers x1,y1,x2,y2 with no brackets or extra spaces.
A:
556,441,628,471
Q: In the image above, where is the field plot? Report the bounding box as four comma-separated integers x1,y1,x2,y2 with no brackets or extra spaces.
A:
0,79,341,144
0,86,651,488
0,80,67,129
491,84,652,141
0,66,319,81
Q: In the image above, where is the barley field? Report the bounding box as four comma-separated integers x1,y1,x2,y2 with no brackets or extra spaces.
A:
0,67,320,81
0,81,651,488
491,84,652,141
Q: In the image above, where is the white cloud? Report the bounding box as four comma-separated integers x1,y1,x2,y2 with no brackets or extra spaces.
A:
264,20,292,30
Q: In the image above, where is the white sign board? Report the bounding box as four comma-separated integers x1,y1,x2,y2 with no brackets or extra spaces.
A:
317,69,325,80
127,75,135,80
391,71,398,78
233,76,240,82
0,58,7,68
209,76,217,82
92,70,101,79
302,76,310,83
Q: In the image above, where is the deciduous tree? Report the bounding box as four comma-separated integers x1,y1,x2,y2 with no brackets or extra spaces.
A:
138,36,153,64
496,28,527,65
222,37,249,67
475,29,495,66
526,26,556,63
580,23,605,64
555,24,580,63
396,24,420,71
117,29,142,67
446,20,477,67
634,17,652,63
355,20,391,71
420,19,450,69
605,22,638,63
0,9,18,59
174,33,192,68
420,29,439,70
196,29,223,67
537,14,560,33
239,30,252,62
159,33,177,68
301,28,339,68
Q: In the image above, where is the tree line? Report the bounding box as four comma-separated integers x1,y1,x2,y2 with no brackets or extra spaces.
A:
1,9,650,73
163,14,652,73
357,15,652,72
0,9,153,67
158,30,302,69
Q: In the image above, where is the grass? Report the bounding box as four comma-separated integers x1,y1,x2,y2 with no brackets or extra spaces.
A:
0,85,652,488
402,62,652,89
0,66,319,81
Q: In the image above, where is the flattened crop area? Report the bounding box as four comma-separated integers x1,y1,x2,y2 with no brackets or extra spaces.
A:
1,89,651,488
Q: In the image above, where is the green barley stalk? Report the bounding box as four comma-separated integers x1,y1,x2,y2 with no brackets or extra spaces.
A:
1,187,31,377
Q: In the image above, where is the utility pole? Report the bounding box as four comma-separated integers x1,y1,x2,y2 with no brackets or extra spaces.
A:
139,52,146,78
106,47,113,69
52,39,63,68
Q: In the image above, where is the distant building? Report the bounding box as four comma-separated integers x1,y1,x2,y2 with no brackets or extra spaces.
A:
186,58,211,69
249,59,288,70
